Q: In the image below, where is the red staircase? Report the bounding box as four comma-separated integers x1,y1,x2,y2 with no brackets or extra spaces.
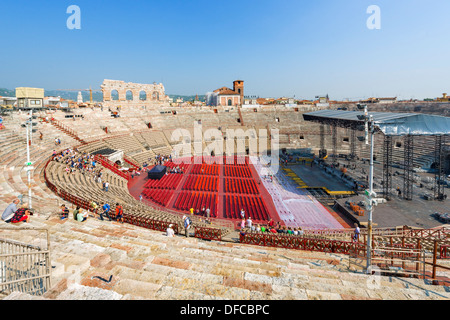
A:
94,154,130,181
50,119,86,144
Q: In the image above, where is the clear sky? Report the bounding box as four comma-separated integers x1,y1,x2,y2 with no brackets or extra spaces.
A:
1,0,449,100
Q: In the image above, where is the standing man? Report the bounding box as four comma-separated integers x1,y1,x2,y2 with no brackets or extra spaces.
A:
206,207,210,219
353,223,361,242
183,215,191,237
246,216,253,229
115,203,123,223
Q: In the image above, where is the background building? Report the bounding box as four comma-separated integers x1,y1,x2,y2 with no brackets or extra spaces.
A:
15,87,44,109
206,80,244,107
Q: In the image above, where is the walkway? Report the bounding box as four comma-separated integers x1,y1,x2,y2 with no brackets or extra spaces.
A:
250,156,344,230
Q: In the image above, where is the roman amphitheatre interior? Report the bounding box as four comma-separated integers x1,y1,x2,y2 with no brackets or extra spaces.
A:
0,81,449,301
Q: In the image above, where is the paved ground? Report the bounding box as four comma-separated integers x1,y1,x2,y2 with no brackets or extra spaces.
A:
289,164,353,191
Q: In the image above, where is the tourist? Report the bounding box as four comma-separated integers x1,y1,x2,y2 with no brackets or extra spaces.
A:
139,194,143,202
240,219,245,229
73,206,80,220
206,208,210,219
2,198,20,221
268,218,275,228
189,207,194,215
166,224,175,237
183,215,191,237
100,203,112,221
7,206,31,224
298,227,304,236
261,225,266,233
255,224,261,232
353,223,360,242
115,203,123,223
90,201,98,215
60,204,69,220
240,208,245,219
246,216,252,229
76,210,88,222
201,206,205,216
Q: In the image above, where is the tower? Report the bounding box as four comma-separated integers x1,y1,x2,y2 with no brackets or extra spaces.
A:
233,80,244,105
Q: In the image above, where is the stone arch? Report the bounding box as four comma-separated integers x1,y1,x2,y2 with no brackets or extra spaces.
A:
228,99,232,106
111,90,119,101
152,91,160,101
139,90,147,101
126,90,133,101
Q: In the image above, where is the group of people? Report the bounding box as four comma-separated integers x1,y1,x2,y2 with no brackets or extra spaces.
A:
53,148,102,178
152,154,172,166
1,199,32,224
88,201,124,223
57,201,124,224
189,206,211,219
239,216,305,236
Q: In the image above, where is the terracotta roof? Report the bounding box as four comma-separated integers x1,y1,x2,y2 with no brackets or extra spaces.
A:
213,87,230,93
218,89,240,96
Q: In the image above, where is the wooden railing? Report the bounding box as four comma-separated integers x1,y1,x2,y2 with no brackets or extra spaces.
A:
194,226,223,241
239,231,366,256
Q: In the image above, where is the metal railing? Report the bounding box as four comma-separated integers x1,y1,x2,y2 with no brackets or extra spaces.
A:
0,227,52,296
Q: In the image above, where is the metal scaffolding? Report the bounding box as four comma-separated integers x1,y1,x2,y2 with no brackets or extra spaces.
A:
350,128,357,161
434,135,446,200
332,124,337,164
382,135,393,200
403,135,414,200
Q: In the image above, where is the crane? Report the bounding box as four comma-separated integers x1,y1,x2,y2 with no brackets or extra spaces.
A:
55,87,101,103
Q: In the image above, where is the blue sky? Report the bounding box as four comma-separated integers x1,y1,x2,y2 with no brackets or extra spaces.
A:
1,0,449,100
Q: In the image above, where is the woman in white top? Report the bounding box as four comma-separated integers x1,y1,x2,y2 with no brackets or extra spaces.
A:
166,224,175,237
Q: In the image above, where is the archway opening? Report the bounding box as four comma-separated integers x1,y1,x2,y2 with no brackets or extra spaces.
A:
111,90,119,101
126,90,133,101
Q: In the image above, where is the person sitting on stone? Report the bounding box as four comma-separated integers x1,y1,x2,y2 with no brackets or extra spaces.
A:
7,206,31,224
2,198,20,222
166,224,175,237
76,209,88,222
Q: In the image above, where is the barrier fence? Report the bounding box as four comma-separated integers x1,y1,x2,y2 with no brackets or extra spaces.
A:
0,228,51,296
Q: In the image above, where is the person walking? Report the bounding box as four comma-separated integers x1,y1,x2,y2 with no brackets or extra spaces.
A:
100,203,112,221
353,223,361,242
183,215,191,237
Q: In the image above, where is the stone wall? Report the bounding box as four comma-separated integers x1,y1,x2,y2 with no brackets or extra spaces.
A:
101,79,168,108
